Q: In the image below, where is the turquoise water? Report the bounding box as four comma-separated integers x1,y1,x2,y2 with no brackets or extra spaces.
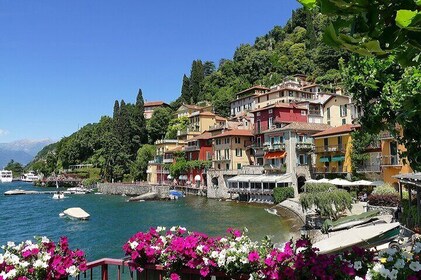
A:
0,182,294,261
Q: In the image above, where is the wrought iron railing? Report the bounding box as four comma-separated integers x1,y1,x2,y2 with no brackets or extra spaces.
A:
314,144,345,153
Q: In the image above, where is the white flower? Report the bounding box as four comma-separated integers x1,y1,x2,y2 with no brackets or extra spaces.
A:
389,269,398,280
129,241,139,250
413,242,421,254
6,242,15,248
241,257,249,264
402,251,412,260
196,245,203,253
20,261,30,268
354,276,364,280
179,226,186,231
379,266,390,278
41,236,50,243
0,254,3,264
6,269,16,279
0,272,6,279
33,259,48,269
353,261,362,271
66,265,78,277
210,251,219,259
387,256,394,262
226,256,235,264
170,226,177,232
409,261,421,272
394,258,405,269
219,238,227,243
41,252,51,262
372,263,383,273
156,226,166,232
203,257,209,265
9,254,20,265
386,248,397,256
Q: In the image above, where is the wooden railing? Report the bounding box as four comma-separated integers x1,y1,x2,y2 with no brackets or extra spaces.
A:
81,258,248,280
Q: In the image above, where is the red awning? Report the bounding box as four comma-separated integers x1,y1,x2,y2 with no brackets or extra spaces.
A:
264,151,287,159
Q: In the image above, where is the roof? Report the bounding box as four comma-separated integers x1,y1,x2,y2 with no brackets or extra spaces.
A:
215,116,227,121
323,94,351,105
144,101,169,107
262,122,332,134
227,173,292,183
166,146,184,153
251,103,307,113
187,132,212,141
301,84,319,89
312,124,360,137
211,129,253,138
236,85,269,96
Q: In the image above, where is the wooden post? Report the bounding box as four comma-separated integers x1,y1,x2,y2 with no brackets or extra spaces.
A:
101,264,108,280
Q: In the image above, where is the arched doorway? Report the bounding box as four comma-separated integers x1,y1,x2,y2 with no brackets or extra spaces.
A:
297,175,306,193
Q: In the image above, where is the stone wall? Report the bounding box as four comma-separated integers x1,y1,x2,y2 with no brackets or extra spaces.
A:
367,204,397,216
98,183,170,199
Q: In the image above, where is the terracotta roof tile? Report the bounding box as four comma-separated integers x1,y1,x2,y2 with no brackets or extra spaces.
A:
212,129,253,139
188,132,212,141
312,124,360,137
144,101,168,107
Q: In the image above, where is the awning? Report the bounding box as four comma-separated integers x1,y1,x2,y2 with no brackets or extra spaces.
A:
319,156,330,163
227,173,292,184
331,155,345,162
264,151,287,159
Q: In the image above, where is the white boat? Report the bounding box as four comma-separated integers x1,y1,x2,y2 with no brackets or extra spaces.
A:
67,187,91,194
4,189,27,195
52,193,65,199
21,171,40,182
265,208,279,216
313,222,401,254
0,170,13,183
61,207,90,220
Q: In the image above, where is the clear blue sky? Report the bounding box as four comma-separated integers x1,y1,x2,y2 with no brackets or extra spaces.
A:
0,0,300,143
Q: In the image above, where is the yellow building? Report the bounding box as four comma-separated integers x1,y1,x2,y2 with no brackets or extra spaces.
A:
177,111,226,143
146,140,182,184
313,124,359,176
380,130,412,186
323,94,352,127
212,129,253,171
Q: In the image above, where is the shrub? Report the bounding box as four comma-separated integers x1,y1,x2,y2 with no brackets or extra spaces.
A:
372,184,398,195
304,183,335,193
273,186,294,203
367,194,400,207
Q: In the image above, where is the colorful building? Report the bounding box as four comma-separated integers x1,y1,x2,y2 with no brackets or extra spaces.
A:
313,124,359,177
177,111,226,143
230,85,269,117
380,130,412,186
144,101,171,120
212,129,254,171
184,132,213,185
322,94,352,127
146,139,181,184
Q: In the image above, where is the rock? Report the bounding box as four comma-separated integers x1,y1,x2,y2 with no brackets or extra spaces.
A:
128,192,158,202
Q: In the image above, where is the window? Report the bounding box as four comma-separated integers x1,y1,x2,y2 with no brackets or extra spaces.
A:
237,163,242,170
337,160,343,172
340,105,348,117
224,149,229,159
342,118,346,125
266,95,269,101
298,135,305,142
218,164,221,169
256,137,261,147
256,112,261,116
327,108,331,120
289,91,294,97
298,154,307,165
324,138,329,151
268,117,273,129
338,136,343,150
301,110,307,115
256,120,261,133
268,109,273,114
225,138,230,144
235,137,241,144
226,163,230,170
236,149,242,157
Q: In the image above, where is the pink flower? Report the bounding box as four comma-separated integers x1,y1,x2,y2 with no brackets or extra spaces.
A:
170,273,180,280
248,251,260,262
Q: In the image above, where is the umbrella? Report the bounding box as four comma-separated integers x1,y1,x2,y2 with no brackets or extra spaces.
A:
352,180,373,186
305,179,319,183
317,178,331,183
330,178,354,186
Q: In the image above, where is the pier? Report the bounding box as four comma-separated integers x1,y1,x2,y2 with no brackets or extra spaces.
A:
4,189,63,195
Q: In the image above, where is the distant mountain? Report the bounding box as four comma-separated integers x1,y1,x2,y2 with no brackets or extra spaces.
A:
0,139,54,168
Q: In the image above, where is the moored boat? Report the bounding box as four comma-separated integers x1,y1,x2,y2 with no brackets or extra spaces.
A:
61,207,90,220
21,171,40,182
313,222,401,254
52,193,65,199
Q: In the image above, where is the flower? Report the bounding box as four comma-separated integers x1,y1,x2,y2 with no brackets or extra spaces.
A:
409,261,421,272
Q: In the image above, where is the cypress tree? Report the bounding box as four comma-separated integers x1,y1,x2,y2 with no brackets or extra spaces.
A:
189,60,204,104
112,100,120,137
180,74,190,104
135,89,148,144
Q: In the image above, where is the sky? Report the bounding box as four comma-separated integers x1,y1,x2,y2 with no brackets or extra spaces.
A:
0,0,300,143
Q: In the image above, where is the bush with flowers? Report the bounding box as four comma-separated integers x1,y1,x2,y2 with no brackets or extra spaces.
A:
124,226,379,279
0,236,87,280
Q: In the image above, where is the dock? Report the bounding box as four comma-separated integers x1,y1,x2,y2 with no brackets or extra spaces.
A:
5,189,76,196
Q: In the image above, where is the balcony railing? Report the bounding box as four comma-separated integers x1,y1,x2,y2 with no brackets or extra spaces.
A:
82,258,247,280
315,145,345,153
381,155,401,166
185,145,199,151
296,142,314,150
163,158,173,163
263,143,286,152
213,156,230,161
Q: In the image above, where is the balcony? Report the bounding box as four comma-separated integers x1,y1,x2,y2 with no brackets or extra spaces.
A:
315,145,345,153
213,156,230,161
177,129,188,136
163,158,173,163
185,145,199,151
296,142,314,151
308,109,321,116
263,143,286,152
356,164,381,172
379,131,393,139
381,155,402,166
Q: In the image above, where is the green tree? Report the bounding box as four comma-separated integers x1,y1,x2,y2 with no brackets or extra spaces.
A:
5,160,24,176
131,144,156,181
147,107,173,144
165,116,189,139
189,60,204,103
135,89,148,145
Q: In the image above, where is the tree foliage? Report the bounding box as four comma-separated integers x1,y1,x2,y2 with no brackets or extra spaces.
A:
131,144,156,181
5,160,23,176
146,107,173,144
298,0,421,66
300,183,353,219
350,129,379,176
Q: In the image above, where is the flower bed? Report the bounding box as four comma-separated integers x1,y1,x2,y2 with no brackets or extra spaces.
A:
0,236,87,280
124,226,382,279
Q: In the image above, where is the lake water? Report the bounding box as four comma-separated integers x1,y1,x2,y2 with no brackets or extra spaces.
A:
0,182,295,261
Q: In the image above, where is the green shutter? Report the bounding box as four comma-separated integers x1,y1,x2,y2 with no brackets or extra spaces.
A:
331,155,345,162
319,156,330,163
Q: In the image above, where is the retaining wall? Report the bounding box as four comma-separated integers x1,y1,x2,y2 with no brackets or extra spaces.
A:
98,183,169,198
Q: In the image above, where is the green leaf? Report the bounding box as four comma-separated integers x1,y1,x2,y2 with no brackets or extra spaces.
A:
396,10,421,30
415,0,421,6
362,40,388,55
298,0,317,9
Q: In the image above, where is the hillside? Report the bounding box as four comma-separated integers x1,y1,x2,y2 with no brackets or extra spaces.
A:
29,7,346,181
0,139,54,168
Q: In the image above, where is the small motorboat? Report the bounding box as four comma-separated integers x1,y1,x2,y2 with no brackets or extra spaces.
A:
61,207,90,220
52,193,65,199
313,222,401,254
265,208,278,216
